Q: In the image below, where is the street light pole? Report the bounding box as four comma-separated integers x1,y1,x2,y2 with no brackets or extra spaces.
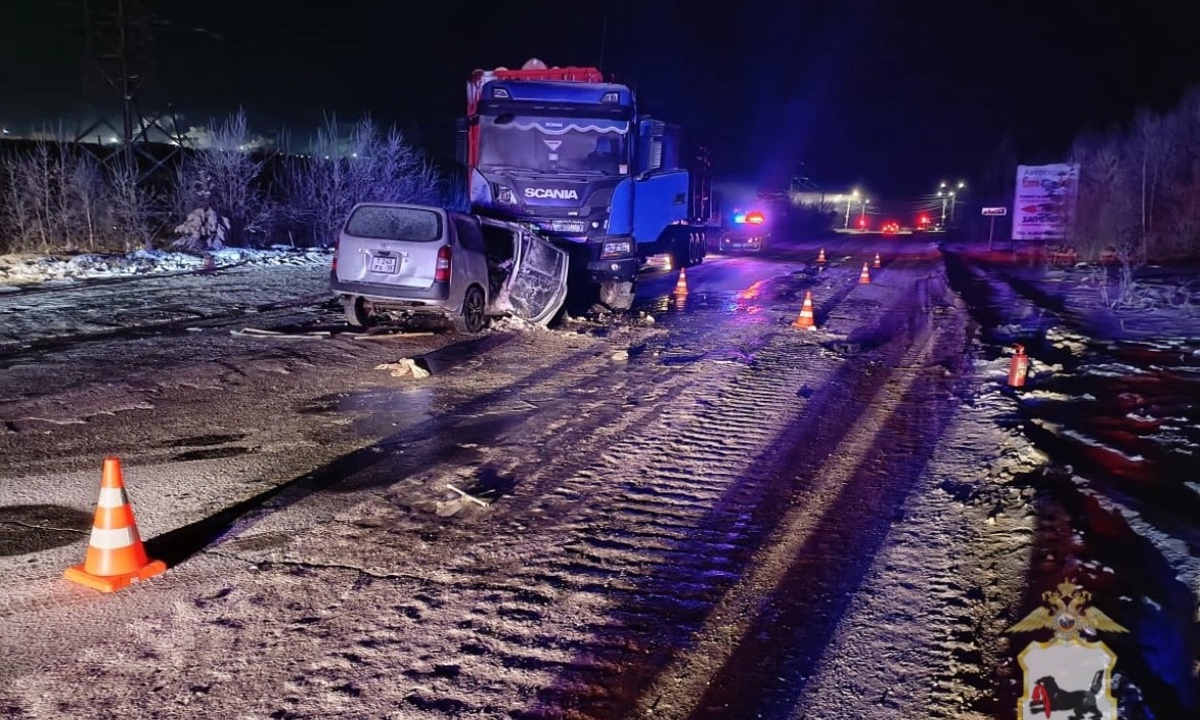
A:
860,198,869,225
950,181,965,226
844,190,858,229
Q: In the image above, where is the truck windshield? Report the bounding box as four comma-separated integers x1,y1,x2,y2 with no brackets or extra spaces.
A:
479,116,629,176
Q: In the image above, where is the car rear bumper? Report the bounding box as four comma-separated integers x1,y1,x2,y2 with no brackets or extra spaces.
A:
330,271,451,307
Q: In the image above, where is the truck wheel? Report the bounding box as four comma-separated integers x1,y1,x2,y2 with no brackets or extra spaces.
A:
671,236,692,270
599,280,635,311
452,285,487,334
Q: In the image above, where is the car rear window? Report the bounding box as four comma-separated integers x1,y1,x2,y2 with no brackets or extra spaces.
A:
344,206,443,241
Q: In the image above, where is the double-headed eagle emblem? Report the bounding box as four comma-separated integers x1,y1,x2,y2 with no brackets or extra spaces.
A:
1007,580,1128,641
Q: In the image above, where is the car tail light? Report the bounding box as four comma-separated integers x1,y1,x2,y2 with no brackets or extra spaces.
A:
331,235,340,272
435,245,451,282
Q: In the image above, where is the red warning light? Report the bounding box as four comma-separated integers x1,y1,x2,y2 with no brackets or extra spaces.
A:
858,217,867,228
745,210,765,225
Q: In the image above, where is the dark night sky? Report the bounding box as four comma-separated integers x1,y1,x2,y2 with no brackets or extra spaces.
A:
2,0,1199,197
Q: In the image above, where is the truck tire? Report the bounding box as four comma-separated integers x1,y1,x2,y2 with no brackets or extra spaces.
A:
599,280,635,311
671,234,694,270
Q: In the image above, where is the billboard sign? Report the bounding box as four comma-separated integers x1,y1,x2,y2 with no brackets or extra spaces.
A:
1013,164,1080,240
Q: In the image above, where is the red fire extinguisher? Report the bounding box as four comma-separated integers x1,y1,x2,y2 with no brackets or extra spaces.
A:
1008,343,1030,387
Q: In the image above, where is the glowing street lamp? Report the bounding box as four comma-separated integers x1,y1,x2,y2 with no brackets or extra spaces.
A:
938,180,966,226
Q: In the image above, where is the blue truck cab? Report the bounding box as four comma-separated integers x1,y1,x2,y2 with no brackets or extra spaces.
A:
459,59,712,310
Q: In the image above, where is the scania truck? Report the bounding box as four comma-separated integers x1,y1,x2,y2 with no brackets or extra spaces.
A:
458,59,715,310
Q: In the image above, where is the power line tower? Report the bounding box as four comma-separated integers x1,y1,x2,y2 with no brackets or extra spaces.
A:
75,0,183,169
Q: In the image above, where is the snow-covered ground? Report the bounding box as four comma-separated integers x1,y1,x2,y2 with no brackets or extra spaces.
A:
942,244,1200,716
0,246,332,289
0,248,337,351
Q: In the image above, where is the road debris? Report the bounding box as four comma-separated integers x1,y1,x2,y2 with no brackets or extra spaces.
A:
375,358,431,378
230,327,331,339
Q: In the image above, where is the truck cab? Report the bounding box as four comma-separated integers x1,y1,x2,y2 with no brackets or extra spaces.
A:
459,59,709,310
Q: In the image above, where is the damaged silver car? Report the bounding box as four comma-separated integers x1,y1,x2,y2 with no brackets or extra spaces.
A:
330,203,570,332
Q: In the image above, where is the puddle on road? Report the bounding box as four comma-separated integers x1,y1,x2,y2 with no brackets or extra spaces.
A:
172,446,255,462
168,433,248,448
331,387,437,438
0,504,93,555
638,271,818,318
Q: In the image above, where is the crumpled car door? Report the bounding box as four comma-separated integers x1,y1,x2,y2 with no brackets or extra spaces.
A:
506,229,569,325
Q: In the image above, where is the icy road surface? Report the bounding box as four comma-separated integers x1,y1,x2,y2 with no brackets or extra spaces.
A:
1,237,1195,719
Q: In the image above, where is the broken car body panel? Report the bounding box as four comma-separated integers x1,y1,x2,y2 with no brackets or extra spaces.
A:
330,203,569,328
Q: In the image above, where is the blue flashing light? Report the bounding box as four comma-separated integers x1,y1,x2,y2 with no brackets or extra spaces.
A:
733,212,747,224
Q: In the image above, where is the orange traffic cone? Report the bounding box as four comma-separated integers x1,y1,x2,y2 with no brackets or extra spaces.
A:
673,267,689,295
64,457,166,592
859,263,871,284
817,248,826,264
873,252,881,268
792,290,817,330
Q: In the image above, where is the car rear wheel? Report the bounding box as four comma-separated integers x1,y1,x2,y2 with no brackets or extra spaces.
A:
453,285,487,334
343,297,373,328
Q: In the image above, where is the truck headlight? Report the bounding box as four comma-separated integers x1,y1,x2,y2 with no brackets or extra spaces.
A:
601,240,631,258
495,185,516,204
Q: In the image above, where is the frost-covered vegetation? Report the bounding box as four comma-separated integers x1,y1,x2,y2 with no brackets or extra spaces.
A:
1069,86,1200,266
0,110,448,254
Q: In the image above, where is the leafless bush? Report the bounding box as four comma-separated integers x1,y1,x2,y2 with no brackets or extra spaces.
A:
0,138,163,255
0,141,113,253
172,109,270,249
1,109,452,255
278,115,443,247
1070,85,1200,265
108,156,161,252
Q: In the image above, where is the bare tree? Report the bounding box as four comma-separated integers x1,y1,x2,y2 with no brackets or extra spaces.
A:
1131,108,1179,253
107,157,159,253
279,115,443,247
68,153,103,251
174,109,269,248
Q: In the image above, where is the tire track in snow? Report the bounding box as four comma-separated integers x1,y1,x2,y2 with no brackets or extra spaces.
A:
421,271,968,718
42,262,917,719
204,272,867,717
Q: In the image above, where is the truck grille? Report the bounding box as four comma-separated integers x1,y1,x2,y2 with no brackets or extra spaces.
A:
539,219,589,234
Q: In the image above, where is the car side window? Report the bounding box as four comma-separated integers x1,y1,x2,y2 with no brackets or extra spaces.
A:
454,216,486,253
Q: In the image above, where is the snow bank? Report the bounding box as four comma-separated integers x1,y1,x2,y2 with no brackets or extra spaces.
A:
0,247,332,289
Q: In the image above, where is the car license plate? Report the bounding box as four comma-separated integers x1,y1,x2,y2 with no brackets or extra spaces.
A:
369,255,398,273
